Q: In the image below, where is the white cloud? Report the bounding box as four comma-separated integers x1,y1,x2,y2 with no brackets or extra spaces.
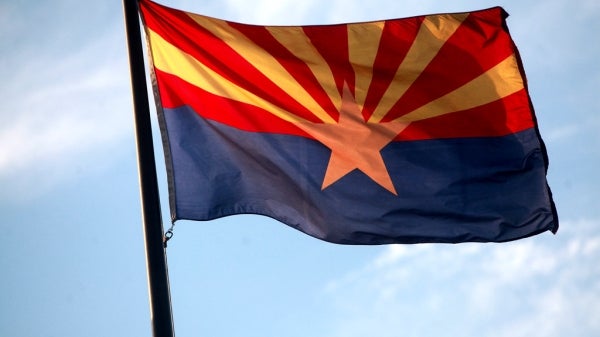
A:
0,26,132,197
323,219,600,337
222,0,320,24
545,124,581,142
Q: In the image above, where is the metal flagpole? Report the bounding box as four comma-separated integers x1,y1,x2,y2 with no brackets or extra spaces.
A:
123,0,175,336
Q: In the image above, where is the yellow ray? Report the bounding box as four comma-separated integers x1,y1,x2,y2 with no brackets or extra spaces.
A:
347,21,385,111
368,13,469,123
187,13,336,124
147,29,308,125
395,54,525,123
267,26,342,113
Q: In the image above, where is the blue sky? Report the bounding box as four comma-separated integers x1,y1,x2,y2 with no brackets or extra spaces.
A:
1,0,599,336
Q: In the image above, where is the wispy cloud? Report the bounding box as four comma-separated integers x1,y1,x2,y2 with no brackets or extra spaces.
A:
323,219,600,337
222,0,320,24
0,3,132,197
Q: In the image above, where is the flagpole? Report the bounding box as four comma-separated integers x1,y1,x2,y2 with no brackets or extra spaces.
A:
123,0,175,336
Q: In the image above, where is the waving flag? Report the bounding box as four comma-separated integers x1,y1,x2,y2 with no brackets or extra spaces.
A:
139,0,558,244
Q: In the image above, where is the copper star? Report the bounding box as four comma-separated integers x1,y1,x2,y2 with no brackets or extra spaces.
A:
297,83,409,195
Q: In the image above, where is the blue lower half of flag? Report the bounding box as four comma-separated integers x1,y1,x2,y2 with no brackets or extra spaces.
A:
160,106,557,244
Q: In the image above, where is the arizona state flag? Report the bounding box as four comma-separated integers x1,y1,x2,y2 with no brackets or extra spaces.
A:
139,0,558,244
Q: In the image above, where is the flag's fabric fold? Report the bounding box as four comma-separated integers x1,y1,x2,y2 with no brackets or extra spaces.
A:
139,0,558,244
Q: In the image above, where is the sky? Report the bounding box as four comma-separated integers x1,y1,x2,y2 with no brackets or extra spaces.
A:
0,0,599,336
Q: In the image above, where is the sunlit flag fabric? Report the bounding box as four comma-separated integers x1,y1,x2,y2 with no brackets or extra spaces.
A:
139,0,558,244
